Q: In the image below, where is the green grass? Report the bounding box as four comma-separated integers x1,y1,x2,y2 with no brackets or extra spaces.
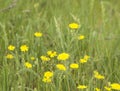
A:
0,0,120,91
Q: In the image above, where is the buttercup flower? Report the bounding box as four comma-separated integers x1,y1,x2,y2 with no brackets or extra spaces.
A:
24,62,32,68
47,50,57,58
44,71,53,78
40,56,50,61
77,85,87,89
70,63,79,69
8,45,15,51
57,53,70,61
78,35,85,40
20,45,28,52
69,23,80,29
94,71,105,80
56,64,66,71
79,55,90,64
34,32,42,37
110,83,120,90
42,71,53,83
6,54,14,59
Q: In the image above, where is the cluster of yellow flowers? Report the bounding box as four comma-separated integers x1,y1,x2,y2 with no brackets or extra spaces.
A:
6,45,15,59
47,51,57,58
24,62,32,69
40,56,50,62
77,83,120,91
40,50,57,62
69,23,85,40
94,71,105,80
5,23,120,91
42,71,53,83
79,55,90,63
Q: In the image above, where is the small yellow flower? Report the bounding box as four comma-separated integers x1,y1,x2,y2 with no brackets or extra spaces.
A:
77,85,87,89
56,64,66,71
34,32,42,37
8,45,15,51
40,56,50,61
30,57,35,61
47,50,57,58
57,53,70,61
69,23,80,29
95,88,101,91
42,71,53,83
20,45,28,52
42,77,52,83
44,71,53,78
70,63,79,69
104,86,111,91
78,35,85,40
79,55,90,64
6,54,14,59
94,71,105,80
80,58,87,63
24,62,32,68
111,83,120,90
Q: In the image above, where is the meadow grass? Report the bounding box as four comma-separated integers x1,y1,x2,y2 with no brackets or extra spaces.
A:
0,0,120,91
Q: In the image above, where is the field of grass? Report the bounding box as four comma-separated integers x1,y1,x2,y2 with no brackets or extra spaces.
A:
0,0,120,91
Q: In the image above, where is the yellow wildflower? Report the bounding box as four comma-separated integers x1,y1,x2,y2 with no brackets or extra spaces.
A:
34,32,42,37
44,71,53,78
42,71,53,83
8,45,15,51
24,62,32,68
77,85,87,89
40,56,50,61
104,86,111,91
80,58,87,63
69,23,80,29
20,45,28,52
95,88,101,91
56,64,66,71
111,83,120,90
47,50,57,58
79,55,90,64
57,53,70,61
6,54,14,59
70,63,79,69
30,57,35,61
94,71,105,80
78,35,85,40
